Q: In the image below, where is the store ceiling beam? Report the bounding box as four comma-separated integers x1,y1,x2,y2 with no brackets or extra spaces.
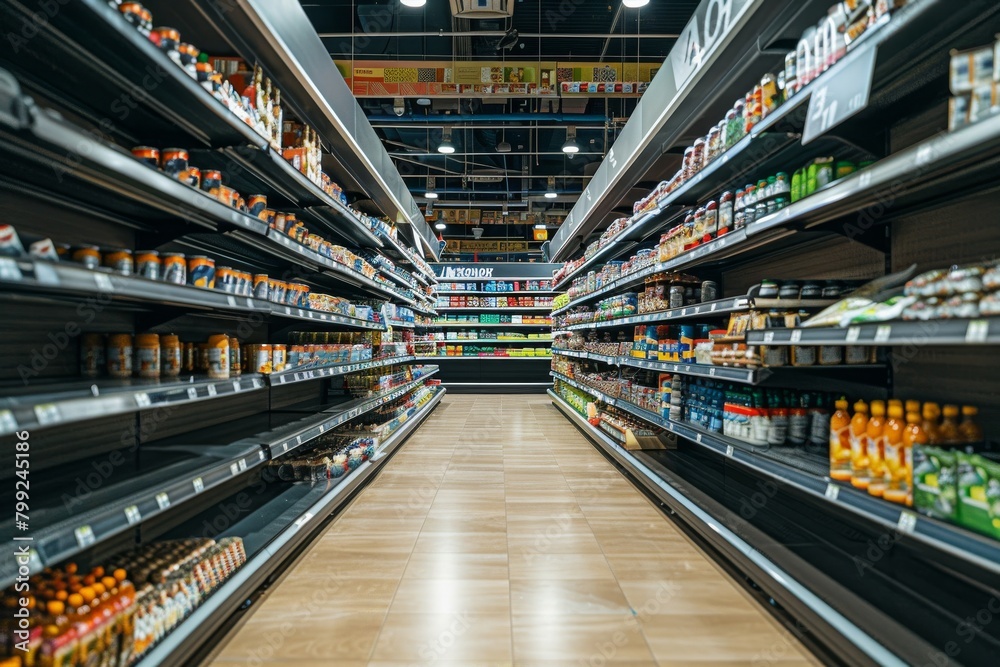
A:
549,0,827,261
390,151,605,157
368,114,611,124
320,31,679,39
178,0,440,259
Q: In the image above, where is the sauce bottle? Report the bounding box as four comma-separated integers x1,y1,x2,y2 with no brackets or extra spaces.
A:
829,398,852,481
866,401,887,497
922,402,941,445
959,406,983,448
38,600,76,667
939,405,961,446
882,403,907,504
850,400,871,490
902,410,929,507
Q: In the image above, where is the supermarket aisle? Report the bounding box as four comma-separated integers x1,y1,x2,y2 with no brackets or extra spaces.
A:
209,395,818,667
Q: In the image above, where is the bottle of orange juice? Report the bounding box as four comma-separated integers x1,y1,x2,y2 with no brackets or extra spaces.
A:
829,398,852,481
883,403,908,504
939,405,961,445
959,406,983,448
866,401,888,497
901,408,928,507
850,400,871,489
922,402,941,445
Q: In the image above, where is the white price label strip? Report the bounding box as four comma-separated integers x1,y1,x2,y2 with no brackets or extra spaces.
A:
207,384,217,397
230,462,240,476
825,483,840,501
187,387,198,400
233,380,241,392
293,512,315,530
124,505,142,525
845,326,861,342
790,330,802,343
155,492,170,510
238,458,248,471
897,511,918,534
74,525,96,548
192,477,204,493
874,325,892,343
134,392,151,408
725,445,734,457
93,273,113,292
966,320,989,343
0,410,17,433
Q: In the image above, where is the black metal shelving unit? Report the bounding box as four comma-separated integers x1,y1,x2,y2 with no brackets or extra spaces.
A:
546,1,1000,665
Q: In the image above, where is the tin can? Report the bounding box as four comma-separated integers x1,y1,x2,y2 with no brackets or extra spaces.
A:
188,255,215,289
197,343,209,373
161,148,189,179
29,239,58,260
177,42,199,67
284,282,300,306
183,342,196,372
248,195,267,218
272,344,287,373
207,334,230,379
701,281,718,303
253,274,269,300
81,333,105,377
196,62,214,91
138,8,152,35
106,333,133,378
162,252,186,285
202,170,222,192
262,210,276,228
136,250,160,280
104,249,133,275
131,146,160,167
216,266,236,293
183,166,201,189
272,212,287,233
55,243,71,260
229,337,241,376
250,344,272,373
134,333,161,378
669,285,685,310
160,334,181,377
268,278,286,304
240,271,253,296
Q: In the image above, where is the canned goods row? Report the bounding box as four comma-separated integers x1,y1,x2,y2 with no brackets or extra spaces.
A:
81,332,242,380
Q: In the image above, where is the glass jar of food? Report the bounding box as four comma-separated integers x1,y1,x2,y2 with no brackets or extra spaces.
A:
704,200,719,240
719,191,734,235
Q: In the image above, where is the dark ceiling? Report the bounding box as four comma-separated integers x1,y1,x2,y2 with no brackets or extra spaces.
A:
298,0,700,227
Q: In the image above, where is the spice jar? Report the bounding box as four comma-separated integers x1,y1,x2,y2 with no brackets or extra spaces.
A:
760,72,779,118
183,342,196,373
706,124,723,163
161,148,189,180
160,334,181,378
134,333,161,379
81,333,105,377
784,51,798,96
692,207,707,245
202,170,223,192
724,107,740,149
229,337,241,376
743,185,757,225
162,253,186,285
718,191,734,235
682,147,696,181
691,138,706,174
131,146,160,167
104,249,133,275
733,190,746,230
73,245,102,270
135,250,160,281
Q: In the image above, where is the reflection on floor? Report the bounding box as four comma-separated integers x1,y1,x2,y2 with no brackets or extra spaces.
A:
209,394,819,667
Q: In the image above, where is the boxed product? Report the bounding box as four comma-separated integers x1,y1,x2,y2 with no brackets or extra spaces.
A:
913,445,959,522
950,45,995,94
955,452,1000,539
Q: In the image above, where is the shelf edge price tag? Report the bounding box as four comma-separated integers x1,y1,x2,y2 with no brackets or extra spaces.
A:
845,326,861,343
874,325,892,343
187,387,198,400
192,477,204,493
825,483,840,501
134,392,151,408
33,403,61,426
762,331,774,343
789,330,802,343
207,384,217,397
155,492,170,510
897,511,918,534
226,295,237,307
238,458,248,471
27,549,42,573
293,512,315,530
802,46,877,145
0,409,18,433
74,525,96,548
229,462,239,476
725,444,734,457
93,273,113,292
233,380,241,392
124,505,142,525
966,320,989,343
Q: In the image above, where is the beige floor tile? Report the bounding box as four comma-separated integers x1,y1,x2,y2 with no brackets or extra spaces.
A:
412,531,510,554
511,614,656,662
371,612,512,662
213,612,384,662
389,578,511,614
508,552,617,581
510,578,632,615
639,613,810,663
402,551,509,580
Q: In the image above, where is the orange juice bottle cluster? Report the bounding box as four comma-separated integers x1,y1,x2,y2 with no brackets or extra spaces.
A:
831,398,983,507
0,538,245,667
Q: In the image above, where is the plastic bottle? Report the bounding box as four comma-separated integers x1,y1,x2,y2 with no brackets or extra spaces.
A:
866,401,887,497
829,398,852,481
882,403,907,504
939,405,961,446
959,406,983,447
38,600,76,667
922,402,941,445
850,400,871,490
787,391,809,446
808,393,830,447
767,389,788,446
901,410,929,507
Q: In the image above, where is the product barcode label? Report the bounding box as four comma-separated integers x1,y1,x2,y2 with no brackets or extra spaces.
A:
293,512,314,529
155,492,170,510
192,477,204,493
207,384,217,397
915,145,934,167
897,511,918,534
709,368,716,377
966,320,989,343
74,525,96,548
845,326,861,342
124,505,142,525
825,483,840,501
33,404,61,426
874,325,892,343
790,330,802,343
134,392,151,408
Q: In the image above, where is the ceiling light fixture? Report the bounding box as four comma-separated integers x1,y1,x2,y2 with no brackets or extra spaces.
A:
435,221,447,230
425,176,439,199
496,139,512,153
622,0,650,8
401,0,427,8
544,176,558,199
534,223,547,230
562,126,580,154
437,127,455,154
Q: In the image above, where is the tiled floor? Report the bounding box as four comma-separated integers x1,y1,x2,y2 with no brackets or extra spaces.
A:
209,394,819,667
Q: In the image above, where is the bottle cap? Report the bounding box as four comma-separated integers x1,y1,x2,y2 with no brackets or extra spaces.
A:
943,404,959,417
870,400,885,415
962,405,978,416
888,404,904,419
